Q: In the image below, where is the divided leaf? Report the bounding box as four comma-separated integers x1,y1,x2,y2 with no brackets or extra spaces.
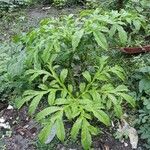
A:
16,95,35,109
48,90,56,105
29,94,43,115
56,118,65,142
72,29,84,50
117,25,127,45
93,31,108,50
81,119,92,150
71,117,83,140
93,110,110,126
118,93,135,107
114,104,123,118
60,69,68,83
36,107,61,121
79,83,86,93
82,71,91,82
39,123,53,143
109,24,117,37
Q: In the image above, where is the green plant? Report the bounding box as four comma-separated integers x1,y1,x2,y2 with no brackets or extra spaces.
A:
0,42,27,102
17,9,148,73
136,95,150,149
15,54,135,149
53,0,67,7
131,58,150,149
0,0,32,12
4,7,147,149
0,42,13,95
138,104,150,149
137,66,150,94
126,0,150,16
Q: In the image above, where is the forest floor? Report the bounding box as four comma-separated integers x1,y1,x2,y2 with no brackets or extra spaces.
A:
0,5,137,150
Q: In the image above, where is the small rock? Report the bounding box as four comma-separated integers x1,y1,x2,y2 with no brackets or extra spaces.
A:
124,142,128,147
7,105,13,110
0,122,11,129
24,125,29,128
0,117,5,123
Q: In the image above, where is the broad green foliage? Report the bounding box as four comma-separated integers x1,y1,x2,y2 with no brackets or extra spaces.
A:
0,1,149,149
16,55,135,149
17,9,147,71
13,8,146,149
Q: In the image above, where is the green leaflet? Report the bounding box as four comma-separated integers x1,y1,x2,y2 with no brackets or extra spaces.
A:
38,84,49,90
43,74,50,83
53,39,60,52
34,50,41,70
61,90,68,98
71,104,80,118
82,71,92,82
110,66,125,81
81,119,92,150
38,123,52,143
29,94,43,115
15,95,35,109
71,117,83,140
55,98,69,105
101,84,114,92
98,56,109,72
133,20,141,31
79,83,86,93
26,69,50,82
139,78,150,93
93,31,108,50
60,69,68,83
109,24,117,37
29,73,40,82
117,25,127,45
48,90,56,105
90,90,101,102
114,104,123,118
72,29,84,50
88,125,100,136
36,107,62,121
93,110,110,126
115,85,129,92
138,66,150,73
68,84,73,93
42,42,53,63
64,106,72,120
107,94,117,104
118,93,135,107
56,118,65,142
23,90,39,96
106,99,112,110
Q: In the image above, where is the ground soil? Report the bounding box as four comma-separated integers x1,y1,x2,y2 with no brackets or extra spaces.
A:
0,5,83,41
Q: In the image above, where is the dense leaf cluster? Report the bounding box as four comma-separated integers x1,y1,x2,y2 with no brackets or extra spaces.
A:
13,9,141,149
